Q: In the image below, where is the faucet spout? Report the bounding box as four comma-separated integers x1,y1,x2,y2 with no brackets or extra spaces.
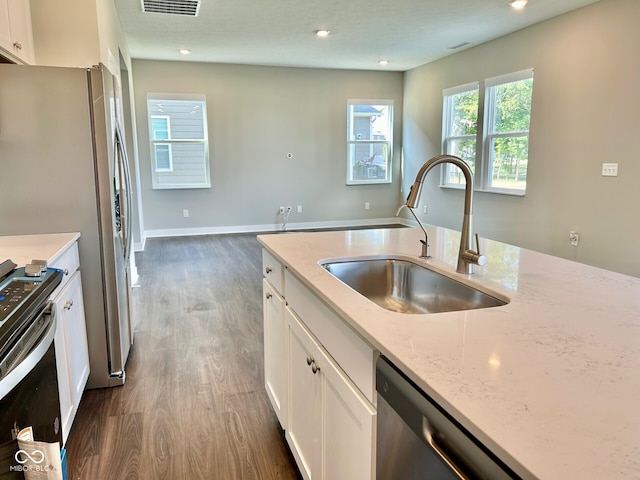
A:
399,155,485,274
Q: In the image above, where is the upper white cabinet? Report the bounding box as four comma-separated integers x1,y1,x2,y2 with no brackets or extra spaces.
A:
0,0,34,64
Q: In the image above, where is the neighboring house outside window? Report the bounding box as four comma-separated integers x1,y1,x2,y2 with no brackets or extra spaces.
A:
147,93,210,189
440,69,534,195
347,100,393,185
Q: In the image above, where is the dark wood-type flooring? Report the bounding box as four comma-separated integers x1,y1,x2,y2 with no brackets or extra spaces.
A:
65,233,300,479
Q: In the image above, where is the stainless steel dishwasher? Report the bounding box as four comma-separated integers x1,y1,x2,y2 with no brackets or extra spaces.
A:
376,356,520,480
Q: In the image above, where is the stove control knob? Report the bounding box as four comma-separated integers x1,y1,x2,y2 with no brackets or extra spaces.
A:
24,263,42,277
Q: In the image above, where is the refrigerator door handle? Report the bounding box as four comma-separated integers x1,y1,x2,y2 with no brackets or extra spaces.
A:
115,125,133,267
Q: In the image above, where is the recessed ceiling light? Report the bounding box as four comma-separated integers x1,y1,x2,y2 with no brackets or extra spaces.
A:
315,29,331,38
179,49,191,55
508,0,528,9
378,60,389,66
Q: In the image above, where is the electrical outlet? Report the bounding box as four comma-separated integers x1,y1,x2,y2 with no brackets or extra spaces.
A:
601,163,618,177
279,206,285,214
182,209,189,218
297,205,303,213
286,206,292,213
364,202,370,210
423,205,428,214
569,231,579,246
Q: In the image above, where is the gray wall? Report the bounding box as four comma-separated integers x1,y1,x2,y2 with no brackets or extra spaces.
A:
132,60,404,236
402,0,640,277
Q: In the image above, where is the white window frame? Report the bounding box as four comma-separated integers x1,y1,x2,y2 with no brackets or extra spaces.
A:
441,82,479,187
346,99,393,185
147,93,211,190
481,68,534,195
439,69,534,196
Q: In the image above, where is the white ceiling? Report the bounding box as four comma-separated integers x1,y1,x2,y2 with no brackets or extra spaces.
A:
114,0,600,71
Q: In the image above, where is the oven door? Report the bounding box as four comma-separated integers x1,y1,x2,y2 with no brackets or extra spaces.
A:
0,302,62,478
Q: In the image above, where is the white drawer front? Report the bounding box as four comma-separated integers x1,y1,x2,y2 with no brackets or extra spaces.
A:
50,242,80,296
262,249,284,295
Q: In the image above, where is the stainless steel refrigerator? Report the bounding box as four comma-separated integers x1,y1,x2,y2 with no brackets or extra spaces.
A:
0,64,134,389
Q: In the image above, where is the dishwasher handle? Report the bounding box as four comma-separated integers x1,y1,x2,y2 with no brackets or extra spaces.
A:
423,416,469,480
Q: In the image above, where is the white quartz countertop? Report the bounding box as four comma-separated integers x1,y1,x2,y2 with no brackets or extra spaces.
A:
0,232,81,267
258,226,640,480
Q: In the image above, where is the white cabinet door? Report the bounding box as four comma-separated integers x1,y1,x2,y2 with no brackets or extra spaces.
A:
53,302,73,444
61,271,90,413
6,0,33,64
286,308,376,480
263,278,287,429
322,350,376,480
286,308,322,480
0,0,34,64
0,0,11,48
54,271,90,444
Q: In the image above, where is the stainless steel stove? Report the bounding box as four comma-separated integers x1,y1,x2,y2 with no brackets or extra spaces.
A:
0,259,64,479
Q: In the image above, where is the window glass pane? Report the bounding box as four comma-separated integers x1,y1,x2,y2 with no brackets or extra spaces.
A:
442,86,479,187
490,137,528,190
486,71,533,193
346,101,393,184
348,143,389,181
445,138,476,185
450,90,478,136
147,94,210,189
492,78,533,134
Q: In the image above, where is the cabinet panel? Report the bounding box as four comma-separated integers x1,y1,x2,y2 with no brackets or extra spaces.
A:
286,308,322,480
0,0,34,64
262,249,284,294
0,0,11,48
322,349,376,480
54,270,89,445
53,306,73,443
61,272,89,410
263,279,286,428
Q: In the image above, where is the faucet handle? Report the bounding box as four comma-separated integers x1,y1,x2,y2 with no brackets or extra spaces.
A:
462,234,487,267
473,234,487,266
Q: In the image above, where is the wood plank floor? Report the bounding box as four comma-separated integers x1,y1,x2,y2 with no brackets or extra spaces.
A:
65,233,301,480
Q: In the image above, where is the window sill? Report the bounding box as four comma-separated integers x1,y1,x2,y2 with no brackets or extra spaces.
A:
440,184,526,197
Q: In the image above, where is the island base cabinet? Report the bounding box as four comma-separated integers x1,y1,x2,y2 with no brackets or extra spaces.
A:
263,278,287,429
286,307,375,480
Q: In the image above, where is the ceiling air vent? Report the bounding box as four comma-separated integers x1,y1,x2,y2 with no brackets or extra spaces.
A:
142,0,201,16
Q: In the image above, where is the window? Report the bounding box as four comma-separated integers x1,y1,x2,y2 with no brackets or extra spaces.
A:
147,94,210,189
346,100,393,185
484,69,533,193
440,69,534,195
442,82,479,186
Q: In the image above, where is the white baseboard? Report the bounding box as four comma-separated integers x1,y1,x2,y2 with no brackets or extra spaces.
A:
138,217,409,250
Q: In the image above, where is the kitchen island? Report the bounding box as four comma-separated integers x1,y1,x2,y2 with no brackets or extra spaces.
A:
258,226,640,480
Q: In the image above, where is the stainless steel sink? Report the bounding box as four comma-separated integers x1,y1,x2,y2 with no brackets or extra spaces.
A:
322,257,507,314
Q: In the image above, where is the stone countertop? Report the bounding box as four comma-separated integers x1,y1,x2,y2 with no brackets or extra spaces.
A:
0,232,81,267
258,226,640,480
